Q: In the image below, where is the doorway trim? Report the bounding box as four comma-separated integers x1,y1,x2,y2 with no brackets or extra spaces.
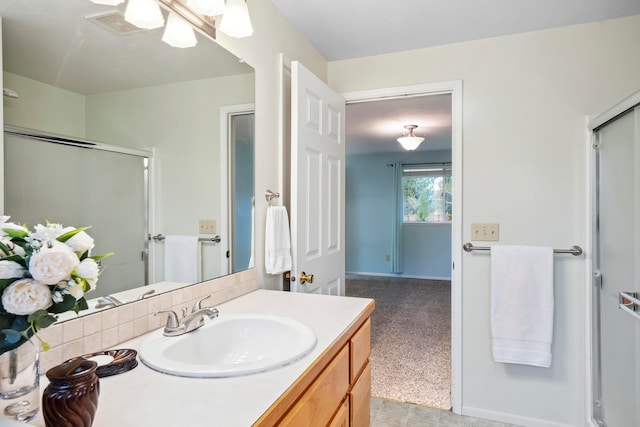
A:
343,80,463,413
220,103,256,276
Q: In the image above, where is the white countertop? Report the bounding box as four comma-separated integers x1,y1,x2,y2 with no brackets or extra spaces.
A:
31,290,373,427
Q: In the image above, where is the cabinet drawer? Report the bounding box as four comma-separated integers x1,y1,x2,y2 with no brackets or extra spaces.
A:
278,345,350,427
350,318,371,383
349,361,371,427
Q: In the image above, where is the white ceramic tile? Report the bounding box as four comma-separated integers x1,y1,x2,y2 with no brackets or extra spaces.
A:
83,333,102,355
133,300,148,319
83,314,103,336
102,308,119,330
62,339,84,361
118,304,134,323
102,327,120,349
38,324,63,348
118,322,134,342
63,319,83,343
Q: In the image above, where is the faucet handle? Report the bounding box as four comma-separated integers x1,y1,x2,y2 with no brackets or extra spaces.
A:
155,310,179,328
192,295,211,313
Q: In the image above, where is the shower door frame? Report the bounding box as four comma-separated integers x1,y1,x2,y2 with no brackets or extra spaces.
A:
587,89,640,427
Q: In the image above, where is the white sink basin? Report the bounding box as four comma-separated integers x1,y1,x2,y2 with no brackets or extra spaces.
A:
139,313,317,377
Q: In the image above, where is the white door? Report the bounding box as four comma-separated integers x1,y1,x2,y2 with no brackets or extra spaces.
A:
593,105,640,427
290,61,345,295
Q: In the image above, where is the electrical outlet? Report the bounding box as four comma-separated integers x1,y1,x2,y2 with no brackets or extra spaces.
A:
385,255,391,262
199,219,216,234
471,223,499,241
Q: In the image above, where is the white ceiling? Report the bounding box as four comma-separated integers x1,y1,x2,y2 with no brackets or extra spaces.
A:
269,0,640,61
269,0,640,155
0,0,252,95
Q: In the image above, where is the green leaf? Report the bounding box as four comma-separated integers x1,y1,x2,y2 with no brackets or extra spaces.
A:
90,252,114,261
0,278,19,293
0,329,22,344
48,294,77,314
34,314,57,330
77,297,89,311
0,240,13,256
56,227,90,243
1,228,27,239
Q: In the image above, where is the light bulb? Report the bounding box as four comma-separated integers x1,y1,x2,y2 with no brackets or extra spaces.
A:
162,13,198,48
124,0,165,30
219,0,253,38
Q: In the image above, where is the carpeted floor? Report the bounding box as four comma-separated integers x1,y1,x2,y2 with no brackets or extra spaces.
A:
345,274,452,410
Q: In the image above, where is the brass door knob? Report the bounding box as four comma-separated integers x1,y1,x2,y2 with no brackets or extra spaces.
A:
299,271,314,284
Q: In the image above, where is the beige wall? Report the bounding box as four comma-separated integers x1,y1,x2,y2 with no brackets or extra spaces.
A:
328,14,640,426
214,0,328,290
3,71,86,137
85,73,254,281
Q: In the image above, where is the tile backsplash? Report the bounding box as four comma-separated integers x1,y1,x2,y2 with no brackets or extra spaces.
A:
38,269,259,372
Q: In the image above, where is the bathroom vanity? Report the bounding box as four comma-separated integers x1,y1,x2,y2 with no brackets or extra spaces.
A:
31,290,374,427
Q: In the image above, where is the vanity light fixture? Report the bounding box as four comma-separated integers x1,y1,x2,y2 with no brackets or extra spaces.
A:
124,0,165,30
90,0,125,5
187,0,226,16
219,0,253,38
397,125,425,151
162,12,198,48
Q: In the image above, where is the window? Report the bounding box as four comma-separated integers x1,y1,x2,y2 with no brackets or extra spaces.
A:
402,163,452,223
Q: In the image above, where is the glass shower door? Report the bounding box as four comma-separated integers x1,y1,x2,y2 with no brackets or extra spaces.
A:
593,106,640,427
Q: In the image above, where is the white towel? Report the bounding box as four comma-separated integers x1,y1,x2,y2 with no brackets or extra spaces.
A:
265,206,292,274
248,204,255,269
491,245,554,368
164,235,200,283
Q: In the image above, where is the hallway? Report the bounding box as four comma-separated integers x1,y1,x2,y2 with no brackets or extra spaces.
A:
346,275,451,409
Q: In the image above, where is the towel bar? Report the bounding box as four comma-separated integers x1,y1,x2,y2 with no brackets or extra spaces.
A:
463,242,582,256
151,234,221,243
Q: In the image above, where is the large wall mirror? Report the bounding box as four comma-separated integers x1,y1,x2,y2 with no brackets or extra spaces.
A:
0,0,255,320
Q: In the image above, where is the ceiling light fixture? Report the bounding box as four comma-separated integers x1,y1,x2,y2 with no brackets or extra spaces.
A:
162,12,198,48
124,0,165,30
397,125,425,151
219,0,253,38
187,0,226,16
89,0,253,45
90,0,125,5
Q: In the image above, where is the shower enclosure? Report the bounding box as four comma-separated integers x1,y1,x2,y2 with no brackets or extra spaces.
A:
590,95,640,427
3,128,150,298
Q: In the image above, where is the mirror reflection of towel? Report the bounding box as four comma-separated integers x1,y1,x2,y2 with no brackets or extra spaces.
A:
164,235,199,283
265,206,292,274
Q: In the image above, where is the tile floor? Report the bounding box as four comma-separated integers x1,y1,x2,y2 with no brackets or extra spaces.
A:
370,398,521,427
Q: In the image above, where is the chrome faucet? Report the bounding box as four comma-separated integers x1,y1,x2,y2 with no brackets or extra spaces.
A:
155,295,219,337
95,295,124,309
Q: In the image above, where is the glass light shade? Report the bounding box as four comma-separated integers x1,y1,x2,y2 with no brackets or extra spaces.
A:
162,13,198,48
219,0,253,38
397,136,424,151
187,0,226,16
124,0,165,30
90,0,125,5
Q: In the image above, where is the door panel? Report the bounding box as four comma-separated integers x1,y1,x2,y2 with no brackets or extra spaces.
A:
290,61,345,295
594,106,640,427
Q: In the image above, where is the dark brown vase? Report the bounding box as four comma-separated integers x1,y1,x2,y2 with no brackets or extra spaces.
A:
42,359,100,427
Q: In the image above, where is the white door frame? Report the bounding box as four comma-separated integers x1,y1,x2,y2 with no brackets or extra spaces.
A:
220,103,256,276
343,80,463,414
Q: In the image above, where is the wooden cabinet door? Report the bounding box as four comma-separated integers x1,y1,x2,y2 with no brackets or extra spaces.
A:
349,362,371,427
350,319,371,383
278,345,350,427
328,398,349,427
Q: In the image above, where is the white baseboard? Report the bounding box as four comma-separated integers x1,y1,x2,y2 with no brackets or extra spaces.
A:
463,406,577,427
346,271,451,281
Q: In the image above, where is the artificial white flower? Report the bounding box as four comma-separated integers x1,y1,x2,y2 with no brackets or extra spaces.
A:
75,258,100,290
63,228,95,254
0,260,27,279
29,241,79,285
28,223,64,244
1,278,52,315
59,281,84,301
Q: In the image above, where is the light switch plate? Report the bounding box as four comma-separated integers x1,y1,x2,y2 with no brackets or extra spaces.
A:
199,219,216,234
471,223,499,241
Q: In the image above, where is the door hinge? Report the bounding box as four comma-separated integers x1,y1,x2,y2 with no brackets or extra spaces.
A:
593,270,603,289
